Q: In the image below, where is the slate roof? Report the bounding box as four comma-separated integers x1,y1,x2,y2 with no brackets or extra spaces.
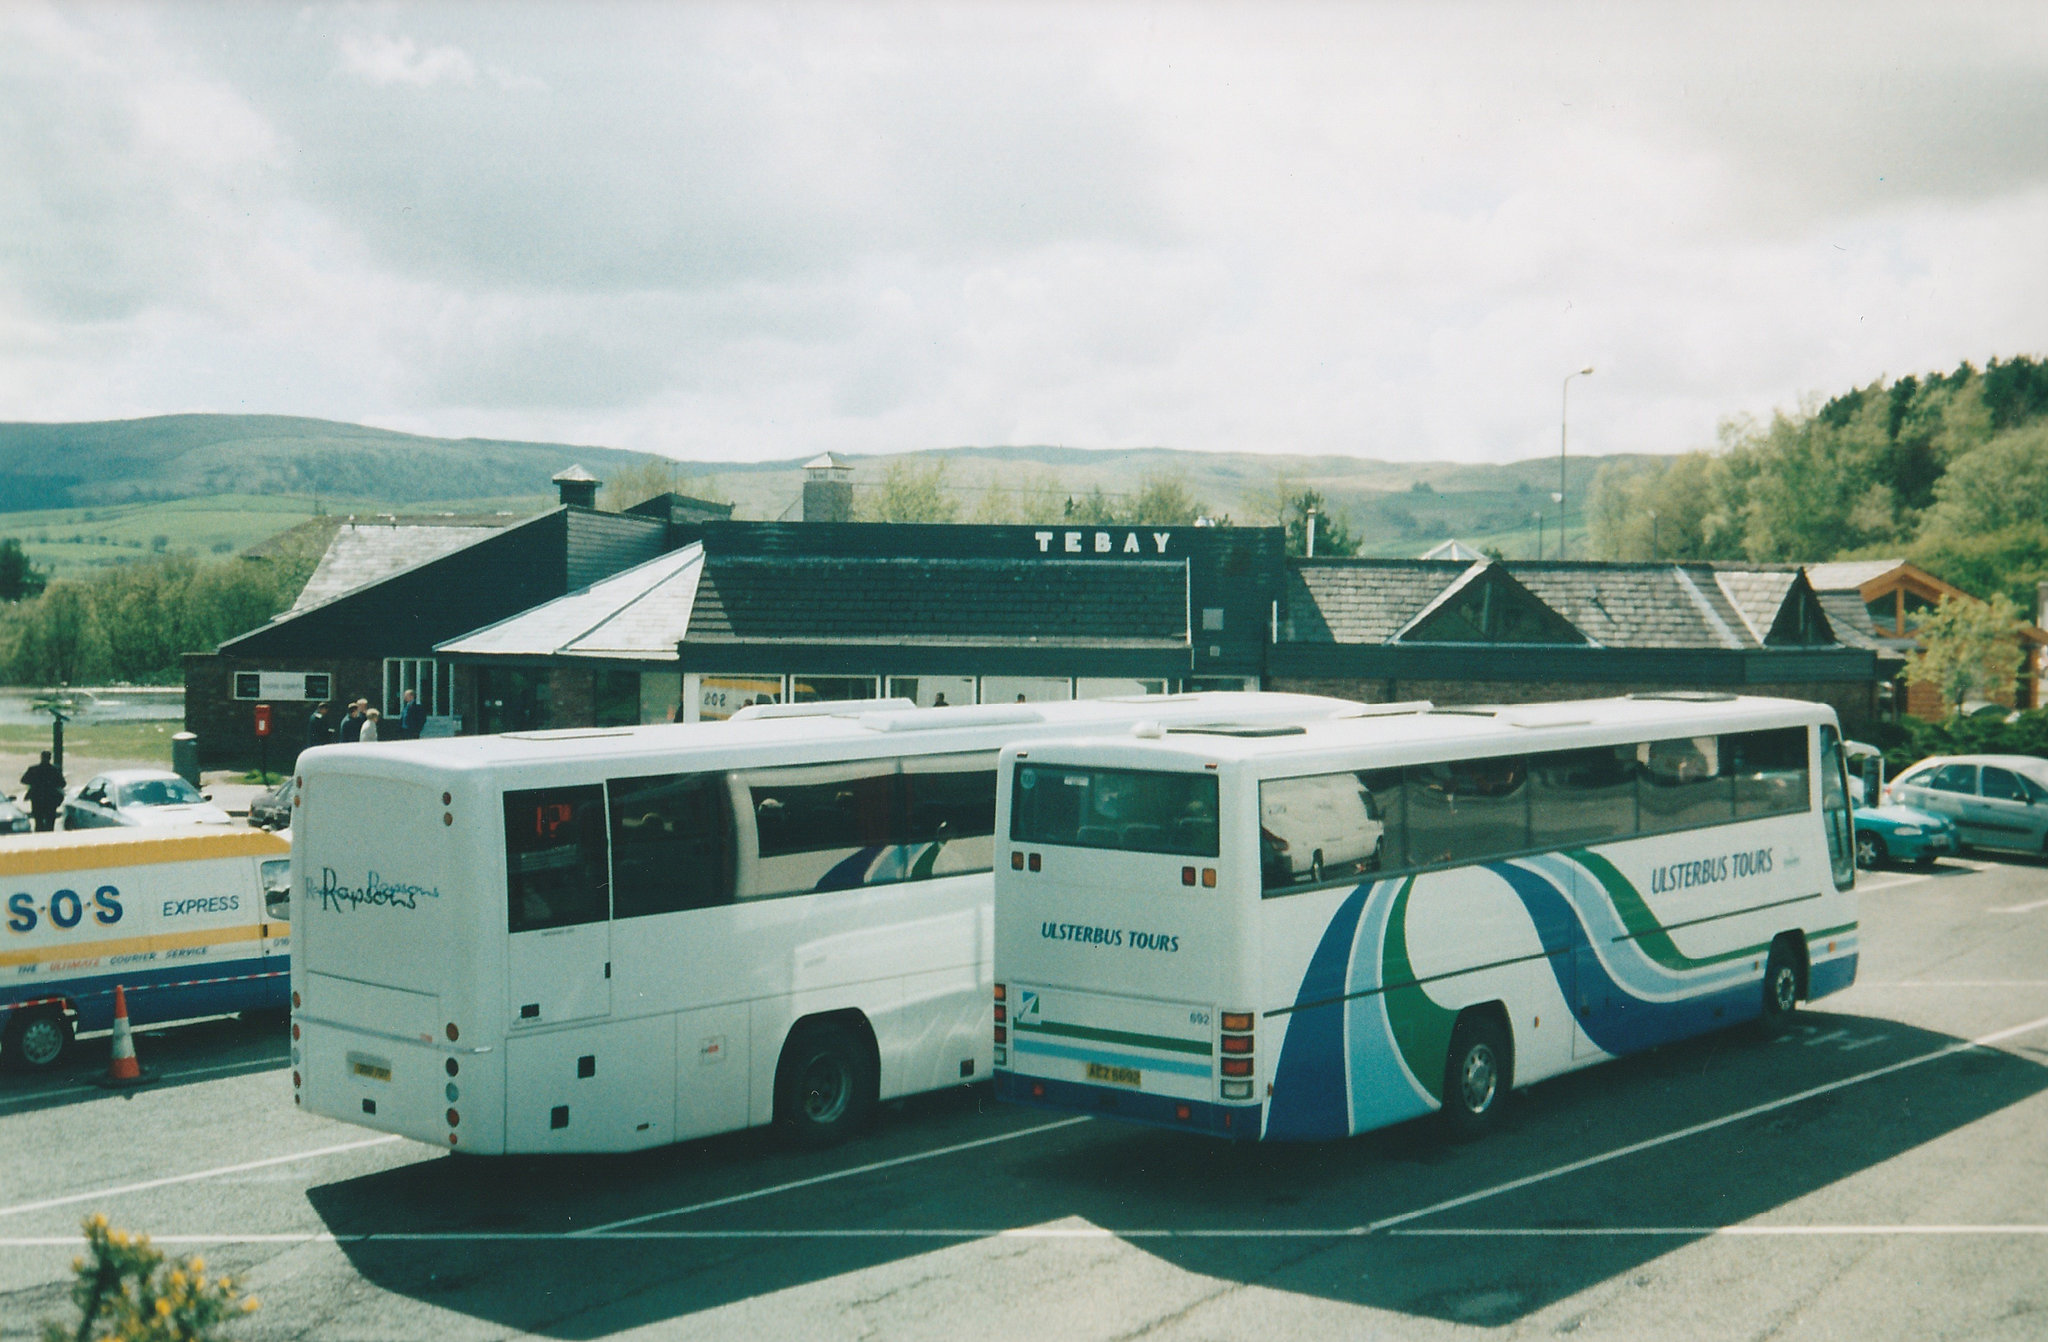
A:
1283,560,1844,652
437,544,706,662
684,556,1189,649
290,518,519,614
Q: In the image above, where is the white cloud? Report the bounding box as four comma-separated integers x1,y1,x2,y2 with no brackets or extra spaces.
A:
336,32,477,88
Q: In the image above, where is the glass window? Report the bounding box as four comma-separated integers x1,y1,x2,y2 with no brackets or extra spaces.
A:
1529,746,1637,847
983,676,1073,704
1260,770,1399,892
261,859,292,920
790,675,879,704
608,773,735,918
887,676,975,709
121,777,205,808
1011,765,1220,857
1927,763,1978,794
901,756,999,877
1405,756,1529,868
594,670,641,728
742,761,898,897
2024,774,2048,805
699,674,782,722
1981,767,2028,802
504,785,609,933
1819,725,1855,890
1076,678,1167,699
1638,737,1734,833
1728,728,1811,818
639,671,683,725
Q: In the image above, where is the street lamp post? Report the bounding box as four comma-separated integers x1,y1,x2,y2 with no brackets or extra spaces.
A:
1559,366,1594,559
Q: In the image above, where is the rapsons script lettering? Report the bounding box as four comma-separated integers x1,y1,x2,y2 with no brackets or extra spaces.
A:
318,867,442,914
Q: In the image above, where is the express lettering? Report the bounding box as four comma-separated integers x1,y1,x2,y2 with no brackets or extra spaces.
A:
7,885,124,935
162,894,240,918
317,867,442,914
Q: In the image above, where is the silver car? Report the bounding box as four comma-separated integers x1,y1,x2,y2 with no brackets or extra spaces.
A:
62,769,234,830
1886,754,2048,856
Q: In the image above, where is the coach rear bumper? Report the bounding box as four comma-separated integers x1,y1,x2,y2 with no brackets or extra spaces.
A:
996,1070,1263,1140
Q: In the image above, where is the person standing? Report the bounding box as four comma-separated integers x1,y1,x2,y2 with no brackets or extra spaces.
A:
307,701,335,748
338,700,366,745
19,751,65,832
398,689,426,740
359,708,382,743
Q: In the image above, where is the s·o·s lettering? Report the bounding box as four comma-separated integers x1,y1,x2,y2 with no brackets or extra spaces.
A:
5,884,125,935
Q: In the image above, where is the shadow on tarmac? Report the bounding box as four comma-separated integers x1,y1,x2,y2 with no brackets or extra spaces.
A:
0,1012,287,1116
305,1008,2048,1335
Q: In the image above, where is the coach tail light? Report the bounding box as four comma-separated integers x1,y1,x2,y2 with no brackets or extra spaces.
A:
993,984,1007,1066
1219,1011,1255,1100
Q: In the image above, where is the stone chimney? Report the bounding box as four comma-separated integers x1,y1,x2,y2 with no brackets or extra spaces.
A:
801,453,854,522
552,464,600,509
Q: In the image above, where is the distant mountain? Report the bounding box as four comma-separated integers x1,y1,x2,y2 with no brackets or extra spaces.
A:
0,414,666,511
0,414,1653,558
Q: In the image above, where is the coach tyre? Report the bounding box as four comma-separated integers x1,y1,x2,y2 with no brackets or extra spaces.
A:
1760,936,1801,1031
776,1019,876,1148
1440,1011,1511,1142
1855,831,1886,869
3,1006,72,1072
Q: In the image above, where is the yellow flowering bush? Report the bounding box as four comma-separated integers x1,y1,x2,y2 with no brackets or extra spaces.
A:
40,1215,257,1342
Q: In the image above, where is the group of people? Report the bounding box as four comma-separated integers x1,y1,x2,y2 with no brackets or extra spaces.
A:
308,690,426,747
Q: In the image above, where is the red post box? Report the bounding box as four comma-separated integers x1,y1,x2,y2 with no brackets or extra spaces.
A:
253,704,273,738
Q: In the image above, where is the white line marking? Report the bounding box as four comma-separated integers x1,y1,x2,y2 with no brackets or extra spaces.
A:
0,1057,288,1111
0,1136,405,1220
1351,1010,2048,1234
1990,897,2048,914
1859,981,2048,988
575,1116,1092,1236
3,1224,2048,1248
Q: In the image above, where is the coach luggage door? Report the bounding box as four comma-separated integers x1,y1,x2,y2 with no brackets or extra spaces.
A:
503,784,612,1027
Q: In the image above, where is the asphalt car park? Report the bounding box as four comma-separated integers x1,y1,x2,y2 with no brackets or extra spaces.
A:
2,854,2045,1341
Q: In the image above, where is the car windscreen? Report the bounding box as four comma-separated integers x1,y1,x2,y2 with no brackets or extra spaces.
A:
1010,764,1219,857
120,778,204,807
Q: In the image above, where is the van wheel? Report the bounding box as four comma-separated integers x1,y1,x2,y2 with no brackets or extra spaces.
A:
1760,939,1801,1032
4,1007,72,1072
775,1020,876,1148
1440,1012,1512,1142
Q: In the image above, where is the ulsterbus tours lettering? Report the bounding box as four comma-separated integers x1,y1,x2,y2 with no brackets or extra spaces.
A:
1649,847,1773,895
317,867,442,913
1041,921,1179,953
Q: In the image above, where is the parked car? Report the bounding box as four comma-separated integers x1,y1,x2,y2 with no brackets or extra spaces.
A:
0,795,32,835
247,776,293,830
1852,799,1956,869
1886,754,2048,857
62,769,233,830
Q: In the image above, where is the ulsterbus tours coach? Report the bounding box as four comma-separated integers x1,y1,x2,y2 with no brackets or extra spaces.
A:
286,691,1367,1154
991,693,1858,1142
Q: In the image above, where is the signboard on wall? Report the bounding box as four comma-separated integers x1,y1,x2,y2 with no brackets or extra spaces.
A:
232,671,333,702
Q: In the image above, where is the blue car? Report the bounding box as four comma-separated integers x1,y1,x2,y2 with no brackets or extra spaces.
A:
1853,800,1957,869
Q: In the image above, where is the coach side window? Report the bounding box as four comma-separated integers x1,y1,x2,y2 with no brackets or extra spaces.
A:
900,757,998,877
1259,769,1402,893
1727,728,1810,818
504,785,610,934
1404,755,1528,869
1528,746,1638,848
1638,737,1734,834
743,762,899,897
608,772,736,918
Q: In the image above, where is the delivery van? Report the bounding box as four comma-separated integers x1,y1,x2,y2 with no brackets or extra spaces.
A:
1,827,292,1071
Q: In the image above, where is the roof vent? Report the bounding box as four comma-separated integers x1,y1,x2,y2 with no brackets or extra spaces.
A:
552,464,600,509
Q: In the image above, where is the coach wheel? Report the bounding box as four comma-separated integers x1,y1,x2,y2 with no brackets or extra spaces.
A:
1440,1011,1512,1142
775,1020,876,1149
4,1006,72,1072
1760,939,1801,1031
1854,832,1886,869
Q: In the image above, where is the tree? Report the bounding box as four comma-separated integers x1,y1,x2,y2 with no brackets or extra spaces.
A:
1283,488,1358,557
0,538,47,601
1125,473,1209,525
1902,592,2028,718
596,458,727,513
860,458,959,523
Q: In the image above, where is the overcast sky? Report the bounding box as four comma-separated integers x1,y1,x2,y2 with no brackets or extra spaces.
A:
3,2,2046,466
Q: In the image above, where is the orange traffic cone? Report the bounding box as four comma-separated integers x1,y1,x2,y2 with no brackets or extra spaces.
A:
106,984,142,1085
